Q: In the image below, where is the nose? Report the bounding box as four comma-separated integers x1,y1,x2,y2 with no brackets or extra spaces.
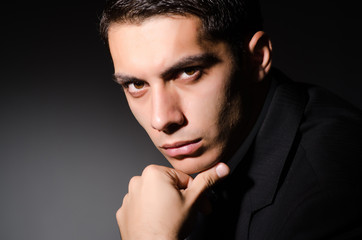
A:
151,85,186,134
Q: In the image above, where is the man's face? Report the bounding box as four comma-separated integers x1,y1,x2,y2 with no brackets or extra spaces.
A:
108,16,244,174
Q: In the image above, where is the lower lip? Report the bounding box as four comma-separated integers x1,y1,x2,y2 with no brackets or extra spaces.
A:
163,140,202,158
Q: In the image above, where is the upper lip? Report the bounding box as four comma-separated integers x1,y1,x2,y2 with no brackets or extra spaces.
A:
160,138,201,149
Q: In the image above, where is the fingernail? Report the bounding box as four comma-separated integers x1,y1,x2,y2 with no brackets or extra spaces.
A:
216,163,230,178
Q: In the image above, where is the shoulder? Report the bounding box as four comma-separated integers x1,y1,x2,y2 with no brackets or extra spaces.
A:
268,70,362,238
270,68,362,162
297,82,362,184
271,69,362,192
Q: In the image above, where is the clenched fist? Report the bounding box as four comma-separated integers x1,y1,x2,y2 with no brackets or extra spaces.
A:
116,162,230,240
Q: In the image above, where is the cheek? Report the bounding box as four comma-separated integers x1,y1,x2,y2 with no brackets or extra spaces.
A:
128,102,161,148
127,98,151,131
183,75,229,136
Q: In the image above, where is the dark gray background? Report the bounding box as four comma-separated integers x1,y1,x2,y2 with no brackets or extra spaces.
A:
1,1,361,239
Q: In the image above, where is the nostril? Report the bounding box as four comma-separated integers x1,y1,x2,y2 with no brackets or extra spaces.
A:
163,118,188,134
164,123,182,134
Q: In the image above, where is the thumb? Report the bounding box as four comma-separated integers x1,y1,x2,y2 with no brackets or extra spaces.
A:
185,162,230,204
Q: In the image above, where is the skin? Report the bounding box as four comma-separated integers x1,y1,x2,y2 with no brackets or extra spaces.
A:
107,15,272,239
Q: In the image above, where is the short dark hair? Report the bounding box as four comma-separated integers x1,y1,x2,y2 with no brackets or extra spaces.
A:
99,0,263,51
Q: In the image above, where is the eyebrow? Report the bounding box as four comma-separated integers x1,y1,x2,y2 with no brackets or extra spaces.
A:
113,73,141,85
113,53,221,84
160,53,221,79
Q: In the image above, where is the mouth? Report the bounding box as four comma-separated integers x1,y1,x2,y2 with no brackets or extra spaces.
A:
160,138,202,158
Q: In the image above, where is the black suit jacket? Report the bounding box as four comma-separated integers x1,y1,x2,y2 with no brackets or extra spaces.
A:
189,69,362,239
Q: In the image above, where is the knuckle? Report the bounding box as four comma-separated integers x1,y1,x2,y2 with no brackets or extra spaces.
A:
142,164,160,177
121,193,129,206
116,207,122,219
128,176,140,191
116,194,128,220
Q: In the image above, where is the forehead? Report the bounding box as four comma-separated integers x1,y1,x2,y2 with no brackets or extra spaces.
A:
107,15,206,51
108,14,204,41
107,15,219,77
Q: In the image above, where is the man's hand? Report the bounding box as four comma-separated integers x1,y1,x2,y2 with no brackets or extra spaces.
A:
116,162,230,240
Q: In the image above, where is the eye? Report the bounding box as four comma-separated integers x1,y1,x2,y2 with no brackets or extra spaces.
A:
179,67,201,80
184,68,197,75
123,80,147,97
132,81,145,90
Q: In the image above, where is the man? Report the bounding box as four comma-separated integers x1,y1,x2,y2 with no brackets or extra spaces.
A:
99,0,362,239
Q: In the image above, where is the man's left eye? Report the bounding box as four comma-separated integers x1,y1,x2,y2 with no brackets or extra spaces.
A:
179,67,201,80
184,68,197,76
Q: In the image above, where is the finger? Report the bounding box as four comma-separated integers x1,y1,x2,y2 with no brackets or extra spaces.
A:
185,162,230,203
128,176,141,193
165,167,193,190
116,194,128,225
142,164,192,190
121,193,129,207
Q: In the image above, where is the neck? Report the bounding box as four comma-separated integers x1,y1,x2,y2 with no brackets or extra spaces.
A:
223,74,272,162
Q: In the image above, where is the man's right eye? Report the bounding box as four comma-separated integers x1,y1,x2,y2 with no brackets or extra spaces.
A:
131,81,145,90
123,81,147,97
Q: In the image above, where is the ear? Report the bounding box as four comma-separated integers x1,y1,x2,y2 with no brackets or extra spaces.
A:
247,31,272,81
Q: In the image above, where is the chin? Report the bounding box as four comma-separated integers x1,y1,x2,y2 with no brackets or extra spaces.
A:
168,155,220,175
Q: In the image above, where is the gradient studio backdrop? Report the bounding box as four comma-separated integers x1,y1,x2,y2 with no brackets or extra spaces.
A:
1,1,361,239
